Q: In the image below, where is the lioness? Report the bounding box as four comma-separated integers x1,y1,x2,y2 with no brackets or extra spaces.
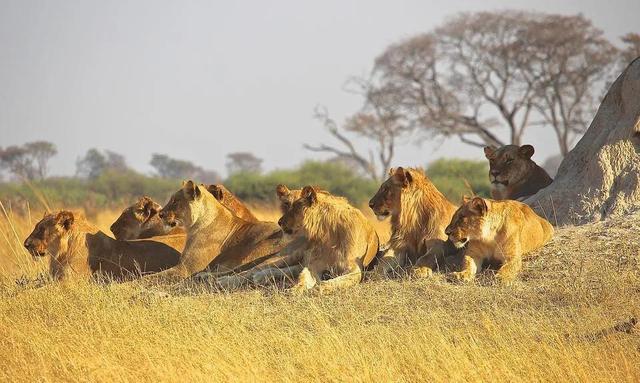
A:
278,186,379,293
111,185,257,240
369,167,458,276
445,197,554,283
144,181,289,282
205,184,258,222
110,196,185,241
24,211,181,281
484,144,553,201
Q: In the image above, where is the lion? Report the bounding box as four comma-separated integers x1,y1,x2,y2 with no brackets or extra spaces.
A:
143,181,289,283
213,185,337,289
276,185,379,293
368,167,459,277
445,196,554,283
24,211,182,281
484,144,553,201
110,196,185,241
205,184,258,222
110,185,257,241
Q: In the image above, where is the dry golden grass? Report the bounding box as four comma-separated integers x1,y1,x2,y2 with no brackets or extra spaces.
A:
0,203,639,382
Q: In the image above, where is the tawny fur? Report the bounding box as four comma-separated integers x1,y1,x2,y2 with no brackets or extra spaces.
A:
24,211,181,281
485,145,553,201
446,197,554,283
206,184,258,222
369,167,458,275
144,182,289,283
278,186,379,293
111,185,257,241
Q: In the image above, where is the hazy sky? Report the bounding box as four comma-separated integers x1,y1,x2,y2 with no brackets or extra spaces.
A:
1,0,638,177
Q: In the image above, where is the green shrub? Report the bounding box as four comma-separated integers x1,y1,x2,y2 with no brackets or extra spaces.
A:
426,158,490,203
225,161,378,205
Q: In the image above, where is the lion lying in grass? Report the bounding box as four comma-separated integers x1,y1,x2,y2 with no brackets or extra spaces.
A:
110,184,257,241
214,185,336,289
276,186,379,293
369,167,459,276
110,196,185,241
484,144,553,201
142,181,289,283
445,197,554,283
24,211,181,281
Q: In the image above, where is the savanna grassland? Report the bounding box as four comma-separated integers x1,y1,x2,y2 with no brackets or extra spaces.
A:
0,203,639,382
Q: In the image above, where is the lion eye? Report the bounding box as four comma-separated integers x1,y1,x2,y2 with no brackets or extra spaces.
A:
506,158,514,164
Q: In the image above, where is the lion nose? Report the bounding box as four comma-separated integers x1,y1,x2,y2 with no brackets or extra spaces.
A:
277,218,285,228
444,226,453,236
23,238,32,249
490,170,500,176
158,210,166,219
368,200,375,209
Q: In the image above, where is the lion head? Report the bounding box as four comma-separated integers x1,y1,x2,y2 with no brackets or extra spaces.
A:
110,196,162,240
206,184,257,222
368,167,414,221
277,185,316,236
445,197,488,249
275,184,302,215
24,211,76,257
484,144,536,187
158,180,206,229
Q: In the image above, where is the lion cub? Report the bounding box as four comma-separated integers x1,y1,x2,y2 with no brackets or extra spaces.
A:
445,197,554,283
484,144,553,201
277,186,379,293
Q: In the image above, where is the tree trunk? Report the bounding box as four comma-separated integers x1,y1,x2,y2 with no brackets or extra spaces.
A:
525,58,640,225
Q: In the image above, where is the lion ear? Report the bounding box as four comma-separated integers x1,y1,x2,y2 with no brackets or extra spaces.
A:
182,180,201,200
484,146,497,159
301,185,317,205
55,211,75,231
519,145,534,159
141,196,157,217
469,197,488,215
388,167,396,177
276,184,290,199
462,195,472,204
207,184,224,201
393,167,412,186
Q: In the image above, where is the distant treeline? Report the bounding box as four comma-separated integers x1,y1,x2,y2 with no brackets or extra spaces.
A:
0,159,489,213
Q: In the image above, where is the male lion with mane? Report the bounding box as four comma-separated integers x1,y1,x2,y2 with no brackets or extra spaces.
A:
369,167,459,277
143,181,289,283
445,196,554,283
277,186,379,293
24,211,181,281
484,144,553,201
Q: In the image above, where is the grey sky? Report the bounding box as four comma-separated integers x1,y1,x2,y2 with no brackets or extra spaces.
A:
1,0,638,177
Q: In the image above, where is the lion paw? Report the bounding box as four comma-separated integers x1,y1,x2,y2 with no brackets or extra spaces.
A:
449,271,473,283
412,266,434,279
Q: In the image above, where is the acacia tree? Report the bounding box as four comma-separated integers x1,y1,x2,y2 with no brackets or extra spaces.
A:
620,33,640,64
365,11,620,156
305,82,412,182
226,152,263,174
76,149,129,179
24,141,57,179
0,141,57,180
150,153,220,183
520,14,618,155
